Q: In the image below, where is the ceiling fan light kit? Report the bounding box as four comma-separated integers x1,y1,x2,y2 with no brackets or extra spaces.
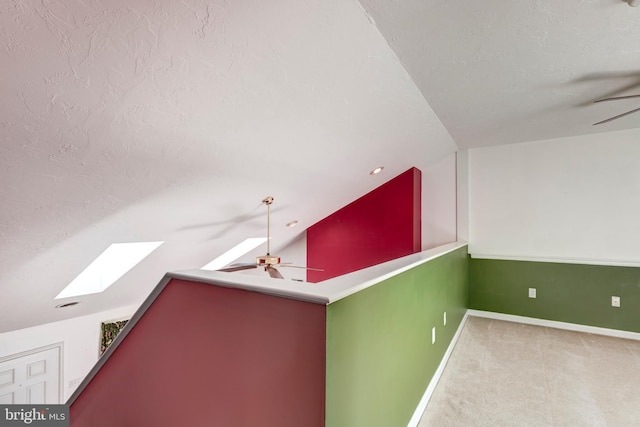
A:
257,255,281,266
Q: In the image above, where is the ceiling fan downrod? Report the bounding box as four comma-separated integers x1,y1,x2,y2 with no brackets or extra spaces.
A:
262,196,274,255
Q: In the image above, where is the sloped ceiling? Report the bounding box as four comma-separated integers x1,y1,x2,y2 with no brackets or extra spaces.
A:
360,0,640,147
0,0,455,332
2,0,639,333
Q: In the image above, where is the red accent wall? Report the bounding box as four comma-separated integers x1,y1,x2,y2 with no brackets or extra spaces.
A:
70,279,326,427
307,167,421,282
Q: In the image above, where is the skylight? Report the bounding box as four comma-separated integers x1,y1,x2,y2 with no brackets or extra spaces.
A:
201,238,268,271
55,241,164,299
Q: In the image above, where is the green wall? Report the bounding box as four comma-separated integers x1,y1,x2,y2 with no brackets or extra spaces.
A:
325,246,468,427
470,258,640,333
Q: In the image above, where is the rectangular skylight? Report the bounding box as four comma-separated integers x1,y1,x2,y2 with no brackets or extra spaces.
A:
55,241,164,299
201,237,267,271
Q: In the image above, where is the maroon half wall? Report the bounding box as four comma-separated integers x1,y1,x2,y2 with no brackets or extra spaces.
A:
70,279,326,427
306,167,421,282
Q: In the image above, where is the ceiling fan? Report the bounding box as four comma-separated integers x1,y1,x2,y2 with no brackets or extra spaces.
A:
217,196,322,279
593,94,640,125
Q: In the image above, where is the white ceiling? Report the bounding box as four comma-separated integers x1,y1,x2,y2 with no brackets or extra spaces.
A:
361,0,640,147
1,0,638,333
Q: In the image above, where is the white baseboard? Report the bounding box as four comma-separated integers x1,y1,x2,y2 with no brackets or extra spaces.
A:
467,309,640,341
407,312,469,427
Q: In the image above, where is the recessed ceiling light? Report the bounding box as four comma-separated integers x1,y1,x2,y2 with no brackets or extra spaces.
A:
286,220,299,228
55,241,164,299
370,166,384,175
55,301,80,308
201,237,268,271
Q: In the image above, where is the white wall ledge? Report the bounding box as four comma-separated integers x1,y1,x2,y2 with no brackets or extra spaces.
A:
171,241,468,305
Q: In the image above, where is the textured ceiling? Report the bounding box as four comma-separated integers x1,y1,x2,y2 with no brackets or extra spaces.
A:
2,0,638,333
360,0,640,147
0,0,455,332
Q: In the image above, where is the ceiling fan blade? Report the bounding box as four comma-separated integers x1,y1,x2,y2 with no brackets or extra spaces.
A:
594,94,640,103
217,264,258,272
593,106,640,125
266,266,284,279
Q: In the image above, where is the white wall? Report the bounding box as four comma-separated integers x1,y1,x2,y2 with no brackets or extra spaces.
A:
0,304,138,402
469,128,640,264
422,153,458,250
456,150,469,242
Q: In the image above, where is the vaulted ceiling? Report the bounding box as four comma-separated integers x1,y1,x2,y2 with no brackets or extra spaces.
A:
1,0,638,333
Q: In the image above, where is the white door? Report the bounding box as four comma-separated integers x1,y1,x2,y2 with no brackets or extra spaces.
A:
0,344,62,404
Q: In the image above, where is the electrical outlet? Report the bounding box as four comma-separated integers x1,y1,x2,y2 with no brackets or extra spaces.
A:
612,296,620,308
528,288,536,298
443,312,447,326
432,327,436,344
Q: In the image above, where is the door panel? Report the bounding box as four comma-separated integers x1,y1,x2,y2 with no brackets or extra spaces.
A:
0,345,61,404
28,382,46,403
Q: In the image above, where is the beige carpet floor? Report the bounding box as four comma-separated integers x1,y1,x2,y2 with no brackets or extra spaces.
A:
418,316,640,427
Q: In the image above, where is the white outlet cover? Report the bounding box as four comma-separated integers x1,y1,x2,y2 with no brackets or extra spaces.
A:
528,288,537,298
432,327,436,344
443,312,447,326
612,296,621,307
